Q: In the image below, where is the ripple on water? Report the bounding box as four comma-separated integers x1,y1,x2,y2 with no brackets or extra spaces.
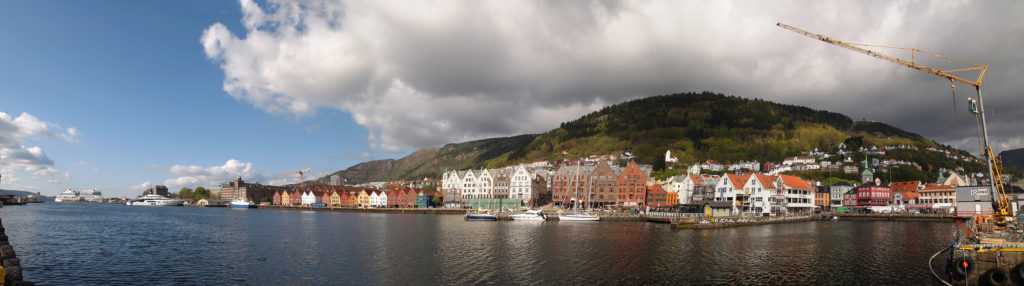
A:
0,205,957,285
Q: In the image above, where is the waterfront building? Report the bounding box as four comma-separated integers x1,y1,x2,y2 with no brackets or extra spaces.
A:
220,176,288,204
301,190,316,206
476,169,494,199
589,161,618,207
714,173,749,214
357,190,371,207
273,191,282,205
842,189,858,207
889,181,922,208
646,185,668,207
460,170,478,200
551,164,594,207
956,186,993,217
289,190,302,205
330,191,342,206
745,174,781,216
509,165,546,207
492,169,510,199
704,201,735,217
854,180,891,207
776,175,815,214
385,190,398,207
319,190,331,205
617,161,647,208
815,186,830,211
416,189,438,208
442,170,463,207
370,190,386,207
344,191,358,206
829,182,854,210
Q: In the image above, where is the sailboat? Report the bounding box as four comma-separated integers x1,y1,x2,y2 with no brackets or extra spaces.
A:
559,164,600,221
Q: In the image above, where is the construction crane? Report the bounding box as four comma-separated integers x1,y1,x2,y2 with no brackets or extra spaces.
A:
282,168,311,188
777,22,1011,225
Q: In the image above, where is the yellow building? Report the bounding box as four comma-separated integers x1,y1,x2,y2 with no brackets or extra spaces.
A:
358,190,371,207
281,191,291,206
330,191,342,206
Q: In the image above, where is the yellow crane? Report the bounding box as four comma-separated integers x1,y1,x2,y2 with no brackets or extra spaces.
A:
777,22,1011,225
282,168,311,188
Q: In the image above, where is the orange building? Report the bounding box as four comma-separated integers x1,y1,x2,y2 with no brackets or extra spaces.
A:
617,161,648,207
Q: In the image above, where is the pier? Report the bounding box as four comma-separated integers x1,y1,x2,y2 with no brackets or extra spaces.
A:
835,213,960,222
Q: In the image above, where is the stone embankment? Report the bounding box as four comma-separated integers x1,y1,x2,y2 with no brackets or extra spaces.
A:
671,215,825,229
0,218,33,285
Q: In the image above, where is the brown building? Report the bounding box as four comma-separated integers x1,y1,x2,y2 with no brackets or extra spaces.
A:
617,161,647,207
221,176,288,204
551,164,593,207
589,161,619,207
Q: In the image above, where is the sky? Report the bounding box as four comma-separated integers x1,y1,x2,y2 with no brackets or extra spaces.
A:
1,1,1022,198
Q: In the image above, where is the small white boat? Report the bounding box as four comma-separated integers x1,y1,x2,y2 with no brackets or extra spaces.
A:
558,213,600,221
511,210,546,221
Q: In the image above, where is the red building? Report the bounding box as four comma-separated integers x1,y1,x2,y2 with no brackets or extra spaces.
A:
617,161,647,207
273,191,282,205
855,182,891,206
645,185,668,207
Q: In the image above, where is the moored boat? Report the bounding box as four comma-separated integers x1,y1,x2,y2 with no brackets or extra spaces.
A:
511,209,546,221
229,199,256,208
465,213,498,221
129,194,184,206
558,213,600,221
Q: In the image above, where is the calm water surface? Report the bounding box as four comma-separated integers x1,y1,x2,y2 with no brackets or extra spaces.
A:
0,203,956,285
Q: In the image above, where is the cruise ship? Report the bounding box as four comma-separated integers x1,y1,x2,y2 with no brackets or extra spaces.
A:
128,194,185,206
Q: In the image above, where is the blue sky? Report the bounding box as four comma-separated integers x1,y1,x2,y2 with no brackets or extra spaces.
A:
2,1,1022,198
1,1,376,197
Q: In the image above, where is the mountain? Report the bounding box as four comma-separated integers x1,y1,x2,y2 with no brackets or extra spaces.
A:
319,92,986,184
1000,148,1024,174
315,134,537,184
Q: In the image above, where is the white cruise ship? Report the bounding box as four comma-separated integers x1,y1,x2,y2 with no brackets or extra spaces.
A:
129,194,185,206
55,189,80,203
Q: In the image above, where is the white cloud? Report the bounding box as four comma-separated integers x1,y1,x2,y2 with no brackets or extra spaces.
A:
343,150,371,160
203,0,1024,154
163,159,272,188
131,181,152,191
0,111,70,184
60,127,81,143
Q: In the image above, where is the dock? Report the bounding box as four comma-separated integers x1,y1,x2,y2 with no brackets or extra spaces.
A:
258,205,467,215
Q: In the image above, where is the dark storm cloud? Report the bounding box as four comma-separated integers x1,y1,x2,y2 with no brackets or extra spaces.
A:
202,0,1024,154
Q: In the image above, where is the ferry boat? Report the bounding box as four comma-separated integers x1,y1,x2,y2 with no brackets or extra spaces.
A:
229,199,256,208
510,209,546,221
129,194,184,206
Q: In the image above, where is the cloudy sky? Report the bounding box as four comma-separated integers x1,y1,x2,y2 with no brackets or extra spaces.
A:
2,0,1021,197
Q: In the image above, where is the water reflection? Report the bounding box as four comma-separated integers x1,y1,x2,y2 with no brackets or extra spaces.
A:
0,204,956,285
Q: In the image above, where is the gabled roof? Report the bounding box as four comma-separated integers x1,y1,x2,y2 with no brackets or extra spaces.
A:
753,174,777,189
920,183,954,191
777,175,811,190
724,173,750,189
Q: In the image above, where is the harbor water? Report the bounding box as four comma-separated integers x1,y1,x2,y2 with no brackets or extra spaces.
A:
0,203,956,285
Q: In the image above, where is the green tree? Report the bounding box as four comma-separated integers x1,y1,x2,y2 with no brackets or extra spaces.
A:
431,195,441,206
178,188,193,200
193,187,210,200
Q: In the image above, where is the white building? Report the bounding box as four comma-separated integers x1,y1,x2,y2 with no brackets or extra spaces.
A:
461,170,478,200
372,190,387,207
509,165,546,206
775,175,815,214
301,191,316,206
714,173,749,214
745,174,782,216
442,170,463,207
477,169,494,199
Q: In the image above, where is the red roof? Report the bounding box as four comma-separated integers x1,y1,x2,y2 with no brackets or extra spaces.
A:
778,175,812,190
920,183,954,192
889,181,921,193
753,174,777,189
723,173,749,189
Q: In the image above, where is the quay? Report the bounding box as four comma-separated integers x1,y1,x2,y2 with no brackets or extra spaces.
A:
671,215,824,229
836,213,961,222
258,205,467,215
